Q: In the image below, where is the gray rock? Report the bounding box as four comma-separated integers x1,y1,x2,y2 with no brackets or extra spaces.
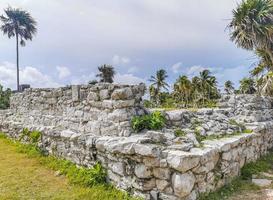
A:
172,172,196,198
252,179,272,187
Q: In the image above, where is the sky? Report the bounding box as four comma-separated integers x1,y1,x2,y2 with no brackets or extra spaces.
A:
0,0,258,90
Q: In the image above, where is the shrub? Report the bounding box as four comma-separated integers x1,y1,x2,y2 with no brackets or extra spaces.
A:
174,128,186,137
229,119,246,131
131,111,166,132
19,128,41,145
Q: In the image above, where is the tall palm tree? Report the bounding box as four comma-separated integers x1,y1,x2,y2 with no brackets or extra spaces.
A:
228,0,273,63
149,69,169,105
173,75,192,107
224,80,235,94
0,7,37,91
239,77,256,94
96,64,116,83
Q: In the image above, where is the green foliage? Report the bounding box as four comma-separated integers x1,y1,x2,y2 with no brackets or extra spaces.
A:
239,77,256,94
19,128,41,145
241,153,273,180
194,129,206,144
0,85,11,109
243,129,253,134
131,111,166,132
174,129,186,137
229,119,246,131
88,80,98,85
43,158,107,187
96,64,116,83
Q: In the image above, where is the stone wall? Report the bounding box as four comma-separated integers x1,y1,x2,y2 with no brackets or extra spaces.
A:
9,83,145,137
1,86,273,200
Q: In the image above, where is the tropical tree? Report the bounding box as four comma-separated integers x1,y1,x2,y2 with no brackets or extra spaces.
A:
96,64,116,83
228,0,273,65
239,77,256,94
149,69,169,105
149,85,157,103
173,75,192,107
0,7,37,91
224,80,235,94
199,69,219,103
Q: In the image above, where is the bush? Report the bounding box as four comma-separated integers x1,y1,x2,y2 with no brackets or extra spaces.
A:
19,128,41,145
174,128,186,137
131,111,166,132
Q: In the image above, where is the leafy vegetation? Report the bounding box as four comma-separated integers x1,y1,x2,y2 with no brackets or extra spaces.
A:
96,64,116,83
131,111,166,132
224,80,235,94
200,150,273,200
229,119,246,131
0,134,137,200
229,0,273,97
174,128,186,137
19,128,42,145
0,84,11,109
147,69,220,109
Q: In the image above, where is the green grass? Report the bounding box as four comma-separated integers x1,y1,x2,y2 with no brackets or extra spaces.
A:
199,150,273,200
0,133,138,200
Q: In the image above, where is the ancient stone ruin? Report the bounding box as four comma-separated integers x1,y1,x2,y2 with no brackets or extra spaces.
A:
1,83,273,200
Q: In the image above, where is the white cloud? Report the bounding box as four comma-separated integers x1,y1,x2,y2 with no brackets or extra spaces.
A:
127,66,138,73
56,66,71,79
112,55,131,65
71,73,96,85
0,62,61,89
114,73,146,85
171,62,182,74
186,65,210,76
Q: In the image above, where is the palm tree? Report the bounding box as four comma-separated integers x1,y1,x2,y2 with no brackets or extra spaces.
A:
224,80,235,94
149,69,169,105
0,7,37,91
96,64,116,83
239,77,256,94
173,75,192,107
149,85,157,103
228,0,273,64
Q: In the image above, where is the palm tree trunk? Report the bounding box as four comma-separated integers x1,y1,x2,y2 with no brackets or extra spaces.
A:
16,33,20,92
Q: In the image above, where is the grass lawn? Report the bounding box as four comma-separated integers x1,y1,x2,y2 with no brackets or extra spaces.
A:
0,137,135,200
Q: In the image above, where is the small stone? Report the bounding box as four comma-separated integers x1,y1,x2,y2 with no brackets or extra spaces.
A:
54,170,61,176
252,179,272,187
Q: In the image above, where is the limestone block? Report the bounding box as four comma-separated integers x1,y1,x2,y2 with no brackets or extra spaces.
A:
167,150,200,173
99,89,110,100
153,168,171,180
72,85,80,102
134,164,152,178
111,88,133,100
172,172,196,198
87,92,99,102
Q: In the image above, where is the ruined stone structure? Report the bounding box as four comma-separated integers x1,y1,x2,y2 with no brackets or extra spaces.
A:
0,84,273,200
